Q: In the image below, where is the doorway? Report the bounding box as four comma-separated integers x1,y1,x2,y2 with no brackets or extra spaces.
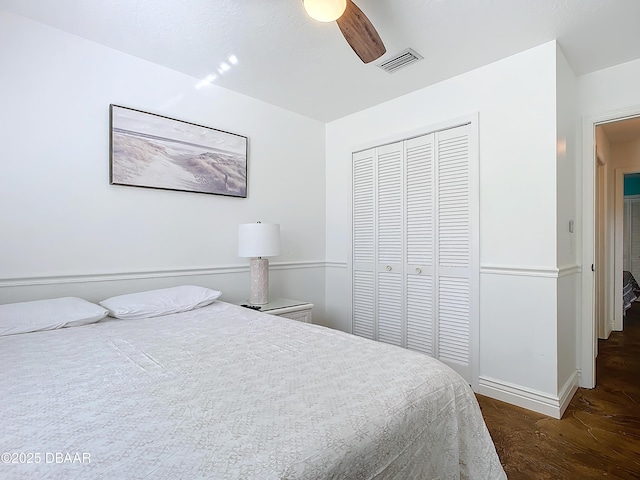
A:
583,113,640,388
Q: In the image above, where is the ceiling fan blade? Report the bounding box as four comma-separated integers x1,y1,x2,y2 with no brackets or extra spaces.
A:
336,0,386,64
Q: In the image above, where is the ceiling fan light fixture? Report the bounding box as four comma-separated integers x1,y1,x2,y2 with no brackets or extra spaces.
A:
303,0,347,22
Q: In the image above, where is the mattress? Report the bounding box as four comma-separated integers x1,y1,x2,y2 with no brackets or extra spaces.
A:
0,301,506,479
623,270,639,314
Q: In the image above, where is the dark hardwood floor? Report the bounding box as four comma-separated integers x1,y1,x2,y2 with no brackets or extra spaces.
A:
477,303,640,479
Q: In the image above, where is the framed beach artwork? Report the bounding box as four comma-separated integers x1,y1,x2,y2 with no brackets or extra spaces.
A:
109,105,248,198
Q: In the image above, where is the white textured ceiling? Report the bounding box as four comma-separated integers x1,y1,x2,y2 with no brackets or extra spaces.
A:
2,0,640,122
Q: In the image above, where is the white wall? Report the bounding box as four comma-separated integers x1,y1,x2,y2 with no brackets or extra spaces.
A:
595,128,611,339
595,127,611,340
327,42,558,267
610,139,640,171
596,127,612,164
608,139,640,333
579,58,640,118
555,45,579,398
326,41,566,413
556,45,578,270
0,11,328,320
594,129,610,339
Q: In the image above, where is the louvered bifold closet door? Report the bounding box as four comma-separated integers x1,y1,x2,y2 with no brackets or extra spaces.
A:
352,149,376,340
405,134,435,355
376,142,404,346
435,124,472,381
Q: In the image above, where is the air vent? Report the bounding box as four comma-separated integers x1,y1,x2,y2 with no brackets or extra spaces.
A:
378,48,423,73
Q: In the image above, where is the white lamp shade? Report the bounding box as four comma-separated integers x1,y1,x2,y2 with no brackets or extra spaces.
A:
238,223,281,258
303,0,347,22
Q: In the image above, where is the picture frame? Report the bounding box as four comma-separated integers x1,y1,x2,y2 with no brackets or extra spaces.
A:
109,105,248,198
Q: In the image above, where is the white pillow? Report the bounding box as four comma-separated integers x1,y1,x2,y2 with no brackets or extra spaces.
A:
0,297,108,337
99,285,222,320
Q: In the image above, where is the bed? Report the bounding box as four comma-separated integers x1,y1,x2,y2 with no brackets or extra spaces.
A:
0,292,506,479
623,270,640,314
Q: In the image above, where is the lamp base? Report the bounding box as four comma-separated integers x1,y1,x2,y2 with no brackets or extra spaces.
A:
249,258,269,305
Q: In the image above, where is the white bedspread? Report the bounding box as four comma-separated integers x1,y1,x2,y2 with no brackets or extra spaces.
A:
0,301,506,479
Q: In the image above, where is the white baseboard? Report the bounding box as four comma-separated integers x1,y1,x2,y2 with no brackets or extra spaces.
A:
478,371,579,419
558,370,580,415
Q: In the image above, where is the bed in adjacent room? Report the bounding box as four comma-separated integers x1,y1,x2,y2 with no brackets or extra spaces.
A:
0,287,506,479
623,270,640,315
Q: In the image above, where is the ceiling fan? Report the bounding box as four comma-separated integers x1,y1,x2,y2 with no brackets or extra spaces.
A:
303,0,386,64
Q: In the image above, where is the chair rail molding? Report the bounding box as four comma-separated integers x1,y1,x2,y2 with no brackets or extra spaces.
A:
480,264,581,278
0,260,329,287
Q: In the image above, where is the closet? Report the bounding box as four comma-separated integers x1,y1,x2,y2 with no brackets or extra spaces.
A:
352,123,477,383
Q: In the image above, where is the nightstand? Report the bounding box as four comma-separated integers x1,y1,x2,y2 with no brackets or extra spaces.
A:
238,298,313,323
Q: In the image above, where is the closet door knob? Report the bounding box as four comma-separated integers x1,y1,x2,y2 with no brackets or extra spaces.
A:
415,267,422,274
386,265,392,271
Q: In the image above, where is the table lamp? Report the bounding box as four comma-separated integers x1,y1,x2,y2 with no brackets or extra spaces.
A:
238,222,281,305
